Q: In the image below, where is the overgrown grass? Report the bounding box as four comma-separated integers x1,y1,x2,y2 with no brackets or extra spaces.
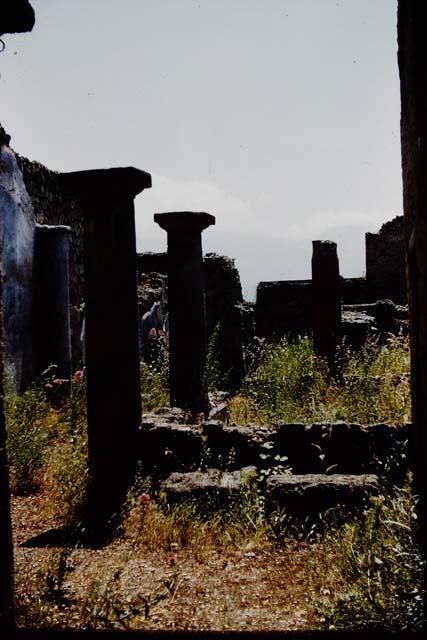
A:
6,334,423,632
312,476,425,631
229,333,411,425
6,368,89,528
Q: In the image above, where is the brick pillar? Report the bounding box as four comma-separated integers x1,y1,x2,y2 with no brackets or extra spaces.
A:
34,224,72,389
60,168,151,544
311,240,341,373
398,0,427,589
154,211,215,418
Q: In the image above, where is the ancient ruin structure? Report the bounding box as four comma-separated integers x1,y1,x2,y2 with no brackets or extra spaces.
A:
60,168,152,543
255,219,408,342
0,1,35,628
0,130,37,392
155,211,214,418
17,155,86,371
398,0,427,594
34,224,72,387
366,216,407,305
311,240,342,370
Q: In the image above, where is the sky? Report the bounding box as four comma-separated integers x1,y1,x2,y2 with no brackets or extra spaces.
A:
0,0,402,299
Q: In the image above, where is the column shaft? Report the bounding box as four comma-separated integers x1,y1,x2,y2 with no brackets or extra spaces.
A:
155,211,215,418
60,168,151,543
311,240,341,372
34,224,72,386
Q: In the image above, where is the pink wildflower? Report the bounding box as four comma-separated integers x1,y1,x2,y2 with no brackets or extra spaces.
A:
53,378,63,385
148,327,157,338
138,492,152,506
72,370,84,384
45,382,53,390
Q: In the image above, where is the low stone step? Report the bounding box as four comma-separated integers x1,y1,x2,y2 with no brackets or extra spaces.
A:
265,473,379,514
159,468,379,516
159,466,257,504
139,412,411,479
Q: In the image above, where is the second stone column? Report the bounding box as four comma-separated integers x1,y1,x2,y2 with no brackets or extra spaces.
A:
154,211,215,419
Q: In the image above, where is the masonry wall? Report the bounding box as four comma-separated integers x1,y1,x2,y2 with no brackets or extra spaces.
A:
0,130,36,390
366,216,407,304
16,156,85,369
138,251,248,390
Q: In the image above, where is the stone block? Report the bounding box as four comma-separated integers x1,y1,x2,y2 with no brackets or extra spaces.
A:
265,473,379,514
159,466,258,505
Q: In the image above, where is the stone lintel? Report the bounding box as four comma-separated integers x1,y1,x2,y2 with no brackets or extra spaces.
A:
59,167,152,203
154,211,215,233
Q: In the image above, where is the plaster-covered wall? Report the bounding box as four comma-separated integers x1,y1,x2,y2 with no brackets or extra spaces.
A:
0,131,36,391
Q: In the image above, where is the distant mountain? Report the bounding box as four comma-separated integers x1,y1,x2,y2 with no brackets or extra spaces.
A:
137,222,380,303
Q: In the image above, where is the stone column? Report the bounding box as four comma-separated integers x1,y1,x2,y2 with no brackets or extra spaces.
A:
398,0,427,590
60,167,151,545
34,224,72,388
311,240,341,373
154,211,215,418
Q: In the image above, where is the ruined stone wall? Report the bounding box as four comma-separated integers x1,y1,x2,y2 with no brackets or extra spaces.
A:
137,251,167,278
0,129,36,390
16,156,85,368
255,280,313,339
138,251,248,390
204,253,246,390
366,216,407,304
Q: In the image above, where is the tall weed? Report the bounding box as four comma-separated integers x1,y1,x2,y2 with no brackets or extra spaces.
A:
231,334,411,425
313,477,424,631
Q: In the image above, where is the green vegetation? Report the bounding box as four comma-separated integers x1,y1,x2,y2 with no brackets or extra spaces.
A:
229,333,411,425
5,333,423,631
313,479,425,631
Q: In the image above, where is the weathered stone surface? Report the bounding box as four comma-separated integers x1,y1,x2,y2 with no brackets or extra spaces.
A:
137,252,250,390
34,224,72,385
154,211,215,417
141,407,187,425
399,0,427,569
311,240,341,371
204,253,245,390
343,300,408,336
69,166,151,545
17,155,86,370
137,415,412,479
255,280,312,339
160,466,257,504
0,139,36,391
137,251,167,278
341,310,374,349
366,216,407,305
265,473,379,514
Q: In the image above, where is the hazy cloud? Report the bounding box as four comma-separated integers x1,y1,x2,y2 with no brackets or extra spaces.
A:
288,209,393,241
134,174,280,244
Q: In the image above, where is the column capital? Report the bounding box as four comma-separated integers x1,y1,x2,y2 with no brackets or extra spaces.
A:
59,167,152,203
36,223,72,235
154,211,215,233
312,240,337,255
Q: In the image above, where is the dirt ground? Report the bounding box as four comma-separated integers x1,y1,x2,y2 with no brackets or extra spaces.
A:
11,493,324,632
